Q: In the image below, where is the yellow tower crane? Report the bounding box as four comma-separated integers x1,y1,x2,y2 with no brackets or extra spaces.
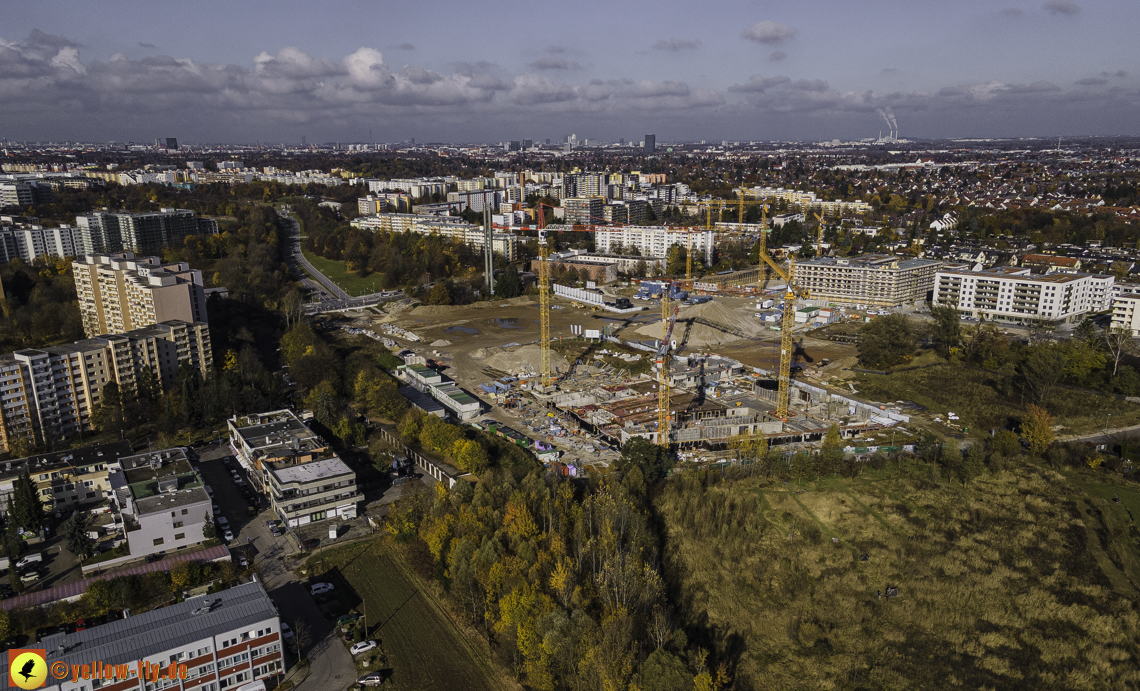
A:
755,249,810,419
538,212,552,389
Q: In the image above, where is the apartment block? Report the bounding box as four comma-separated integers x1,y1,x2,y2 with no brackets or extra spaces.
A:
1111,295,1140,336
350,213,520,260
446,189,501,212
0,181,52,208
562,173,608,199
0,224,78,264
795,255,942,308
109,447,213,559
266,456,360,527
3,581,285,691
592,226,716,266
227,409,329,492
73,252,208,337
357,193,412,215
0,320,211,452
933,266,1114,323
563,197,605,225
74,208,208,255
0,441,132,518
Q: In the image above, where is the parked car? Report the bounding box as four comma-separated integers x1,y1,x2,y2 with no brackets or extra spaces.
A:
223,530,234,542
212,504,220,513
75,618,87,632
217,517,229,529
204,485,214,498
350,640,377,656
310,582,334,595
356,672,383,687
20,571,41,585
280,622,293,640
238,556,249,568
270,527,283,538
336,613,363,628
16,553,43,569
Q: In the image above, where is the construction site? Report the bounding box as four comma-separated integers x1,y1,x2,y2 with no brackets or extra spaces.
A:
329,209,922,475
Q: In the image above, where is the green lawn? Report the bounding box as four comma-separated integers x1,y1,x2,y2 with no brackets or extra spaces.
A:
301,250,383,297
307,540,500,691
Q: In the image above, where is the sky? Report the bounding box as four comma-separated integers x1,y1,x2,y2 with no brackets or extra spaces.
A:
1,0,1137,144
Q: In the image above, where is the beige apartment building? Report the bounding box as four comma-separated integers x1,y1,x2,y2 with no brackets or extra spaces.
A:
0,320,211,452
795,255,942,308
73,252,208,338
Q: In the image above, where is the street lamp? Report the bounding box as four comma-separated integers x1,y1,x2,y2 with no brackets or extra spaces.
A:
1105,414,1112,433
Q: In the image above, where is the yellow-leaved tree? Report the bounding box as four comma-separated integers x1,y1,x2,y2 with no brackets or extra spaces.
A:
1022,404,1056,456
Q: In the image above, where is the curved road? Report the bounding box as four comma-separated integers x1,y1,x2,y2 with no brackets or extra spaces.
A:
278,212,350,300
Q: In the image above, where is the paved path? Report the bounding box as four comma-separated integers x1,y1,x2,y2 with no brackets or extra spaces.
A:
1059,423,1140,444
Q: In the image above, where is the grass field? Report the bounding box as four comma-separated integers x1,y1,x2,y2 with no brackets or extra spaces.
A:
305,539,503,691
301,249,383,296
656,460,1140,690
850,356,1140,436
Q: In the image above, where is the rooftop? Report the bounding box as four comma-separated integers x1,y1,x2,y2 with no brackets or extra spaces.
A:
268,457,353,485
801,254,941,270
0,441,132,481
1,581,275,686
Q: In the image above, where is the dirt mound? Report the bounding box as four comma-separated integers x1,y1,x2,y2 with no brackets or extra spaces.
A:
477,345,568,375
410,296,535,317
632,299,768,346
430,339,452,347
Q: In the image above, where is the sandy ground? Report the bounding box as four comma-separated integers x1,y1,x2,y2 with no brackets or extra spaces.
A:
356,293,859,395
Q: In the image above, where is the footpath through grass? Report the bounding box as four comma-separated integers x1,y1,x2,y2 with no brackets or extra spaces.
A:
306,539,502,691
300,249,382,296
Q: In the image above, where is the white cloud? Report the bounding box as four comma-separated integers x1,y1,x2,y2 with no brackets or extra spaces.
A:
742,21,796,45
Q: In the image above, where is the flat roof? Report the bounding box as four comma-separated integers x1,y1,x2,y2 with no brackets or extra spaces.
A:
0,441,132,481
1,581,275,686
268,457,353,485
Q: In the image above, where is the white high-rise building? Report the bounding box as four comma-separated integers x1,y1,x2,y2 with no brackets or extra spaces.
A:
591,226,716,266
933,266,1114,324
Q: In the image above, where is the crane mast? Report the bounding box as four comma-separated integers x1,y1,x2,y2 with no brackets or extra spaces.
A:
538,209,552,389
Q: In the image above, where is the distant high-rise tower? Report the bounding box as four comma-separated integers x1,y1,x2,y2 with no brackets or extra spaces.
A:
645,134,656,152
165,138,178,150
301,135,307,146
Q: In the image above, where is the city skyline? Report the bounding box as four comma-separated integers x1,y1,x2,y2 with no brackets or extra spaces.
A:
1,0,1138,143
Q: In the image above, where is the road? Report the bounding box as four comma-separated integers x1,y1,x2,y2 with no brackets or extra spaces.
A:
1059,422,1140,445
195,443,359,690
279,213,349,301
277,211,404,315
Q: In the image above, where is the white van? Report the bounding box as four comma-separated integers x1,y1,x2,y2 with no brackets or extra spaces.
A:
17,553,43,569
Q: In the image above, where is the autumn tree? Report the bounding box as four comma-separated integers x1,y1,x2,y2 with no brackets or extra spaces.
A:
1022,404,1056,456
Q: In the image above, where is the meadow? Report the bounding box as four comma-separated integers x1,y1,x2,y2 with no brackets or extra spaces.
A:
655,459,1140,690
305,540,505,691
